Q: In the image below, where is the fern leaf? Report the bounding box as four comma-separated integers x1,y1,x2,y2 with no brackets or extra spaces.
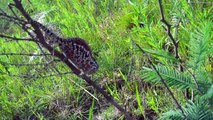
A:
141,65,195,90
160,99,213,120
202,84,213,100
160,110,183,120
201,84,213,106
188,21,212,76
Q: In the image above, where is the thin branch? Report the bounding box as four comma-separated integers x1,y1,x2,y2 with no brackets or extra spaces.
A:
0,60,60,67
0,53,51,56
157,1,187,118
7,3,42,64
1,72,73,79
0,7,26,23
0,16,24,27
0,10,26,25
158,0,197,101
135,43,187,119
68,77,99,102
12,0,64,77
158,0,183,71
8,3,21,21
187,69,202,94
0,61,46,67
81,74,132,119
35,40,62,76
0,34,34,41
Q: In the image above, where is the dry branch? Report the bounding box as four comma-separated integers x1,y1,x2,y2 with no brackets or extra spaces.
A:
0,52,51,56
157,0,187,119
158,0,184,72
0,34,34,41
1,72,73,79
135,43,187,119
0,60,60,67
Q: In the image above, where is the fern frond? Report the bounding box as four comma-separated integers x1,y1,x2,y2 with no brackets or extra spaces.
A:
141,65,195,90
184,100,213,120
187,22,213,95
142,48,178,61
195,71,212,94
202,84,213,100
201,84,213,106
188,21,212,73
160,110,183,120
160,99,213,120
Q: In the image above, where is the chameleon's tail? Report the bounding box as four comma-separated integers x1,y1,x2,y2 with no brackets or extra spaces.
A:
31,20,62,45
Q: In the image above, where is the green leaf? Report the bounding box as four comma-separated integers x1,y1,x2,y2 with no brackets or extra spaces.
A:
143,48,178,61
160,99,213,120
141,65,195,90
188,21,212,72
88,98,95,120
135,83,144,115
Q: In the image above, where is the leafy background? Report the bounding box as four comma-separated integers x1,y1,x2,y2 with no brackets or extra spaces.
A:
0,0,212,119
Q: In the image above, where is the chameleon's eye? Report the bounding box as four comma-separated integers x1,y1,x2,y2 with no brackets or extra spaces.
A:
89,61,95,65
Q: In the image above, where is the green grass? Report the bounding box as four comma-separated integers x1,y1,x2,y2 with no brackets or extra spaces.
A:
0,0,212,119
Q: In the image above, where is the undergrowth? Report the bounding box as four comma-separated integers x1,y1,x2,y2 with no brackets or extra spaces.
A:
0,0,212,119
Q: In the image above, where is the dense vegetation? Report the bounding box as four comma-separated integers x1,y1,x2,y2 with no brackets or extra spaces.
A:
0,0,212,119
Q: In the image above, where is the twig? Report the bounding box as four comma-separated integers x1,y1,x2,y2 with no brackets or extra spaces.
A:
158,0,184,71
68,77,99,102
0,10,26,25
12,0,132,119
8,3,20,20
35,40,62,77
81,75,132,119
1,72,72,79
159,0,178,57
157,1,187,119
0,61,46,67
187,69,202,94
0,34,34,41
0,53,51,56
135,43,187,119
0,60,60,67
159,0,193,99
0,6,26,24
9,0,62,76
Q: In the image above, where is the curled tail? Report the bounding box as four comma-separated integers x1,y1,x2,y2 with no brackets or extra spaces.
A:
31,20,62,45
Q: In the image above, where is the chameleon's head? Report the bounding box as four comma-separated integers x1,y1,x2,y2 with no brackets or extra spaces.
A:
83,58,99,75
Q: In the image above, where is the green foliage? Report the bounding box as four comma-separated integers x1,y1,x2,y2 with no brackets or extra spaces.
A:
142,65,195,90
160,98,213,120
141,6,213,120
0,0,212,119
201,84,213,106
88,98,95,120
135,83,144,115
188,21,212,73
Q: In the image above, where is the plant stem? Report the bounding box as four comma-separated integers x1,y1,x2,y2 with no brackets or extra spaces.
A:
135,43,187,119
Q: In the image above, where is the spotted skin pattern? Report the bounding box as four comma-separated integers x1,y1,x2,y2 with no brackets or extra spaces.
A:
33,21,99,75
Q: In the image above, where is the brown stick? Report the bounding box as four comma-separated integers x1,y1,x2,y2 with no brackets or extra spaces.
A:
158,0,184,71
0,53,51,56
158,0,187,119
0,34,33,41
135,43,187,119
